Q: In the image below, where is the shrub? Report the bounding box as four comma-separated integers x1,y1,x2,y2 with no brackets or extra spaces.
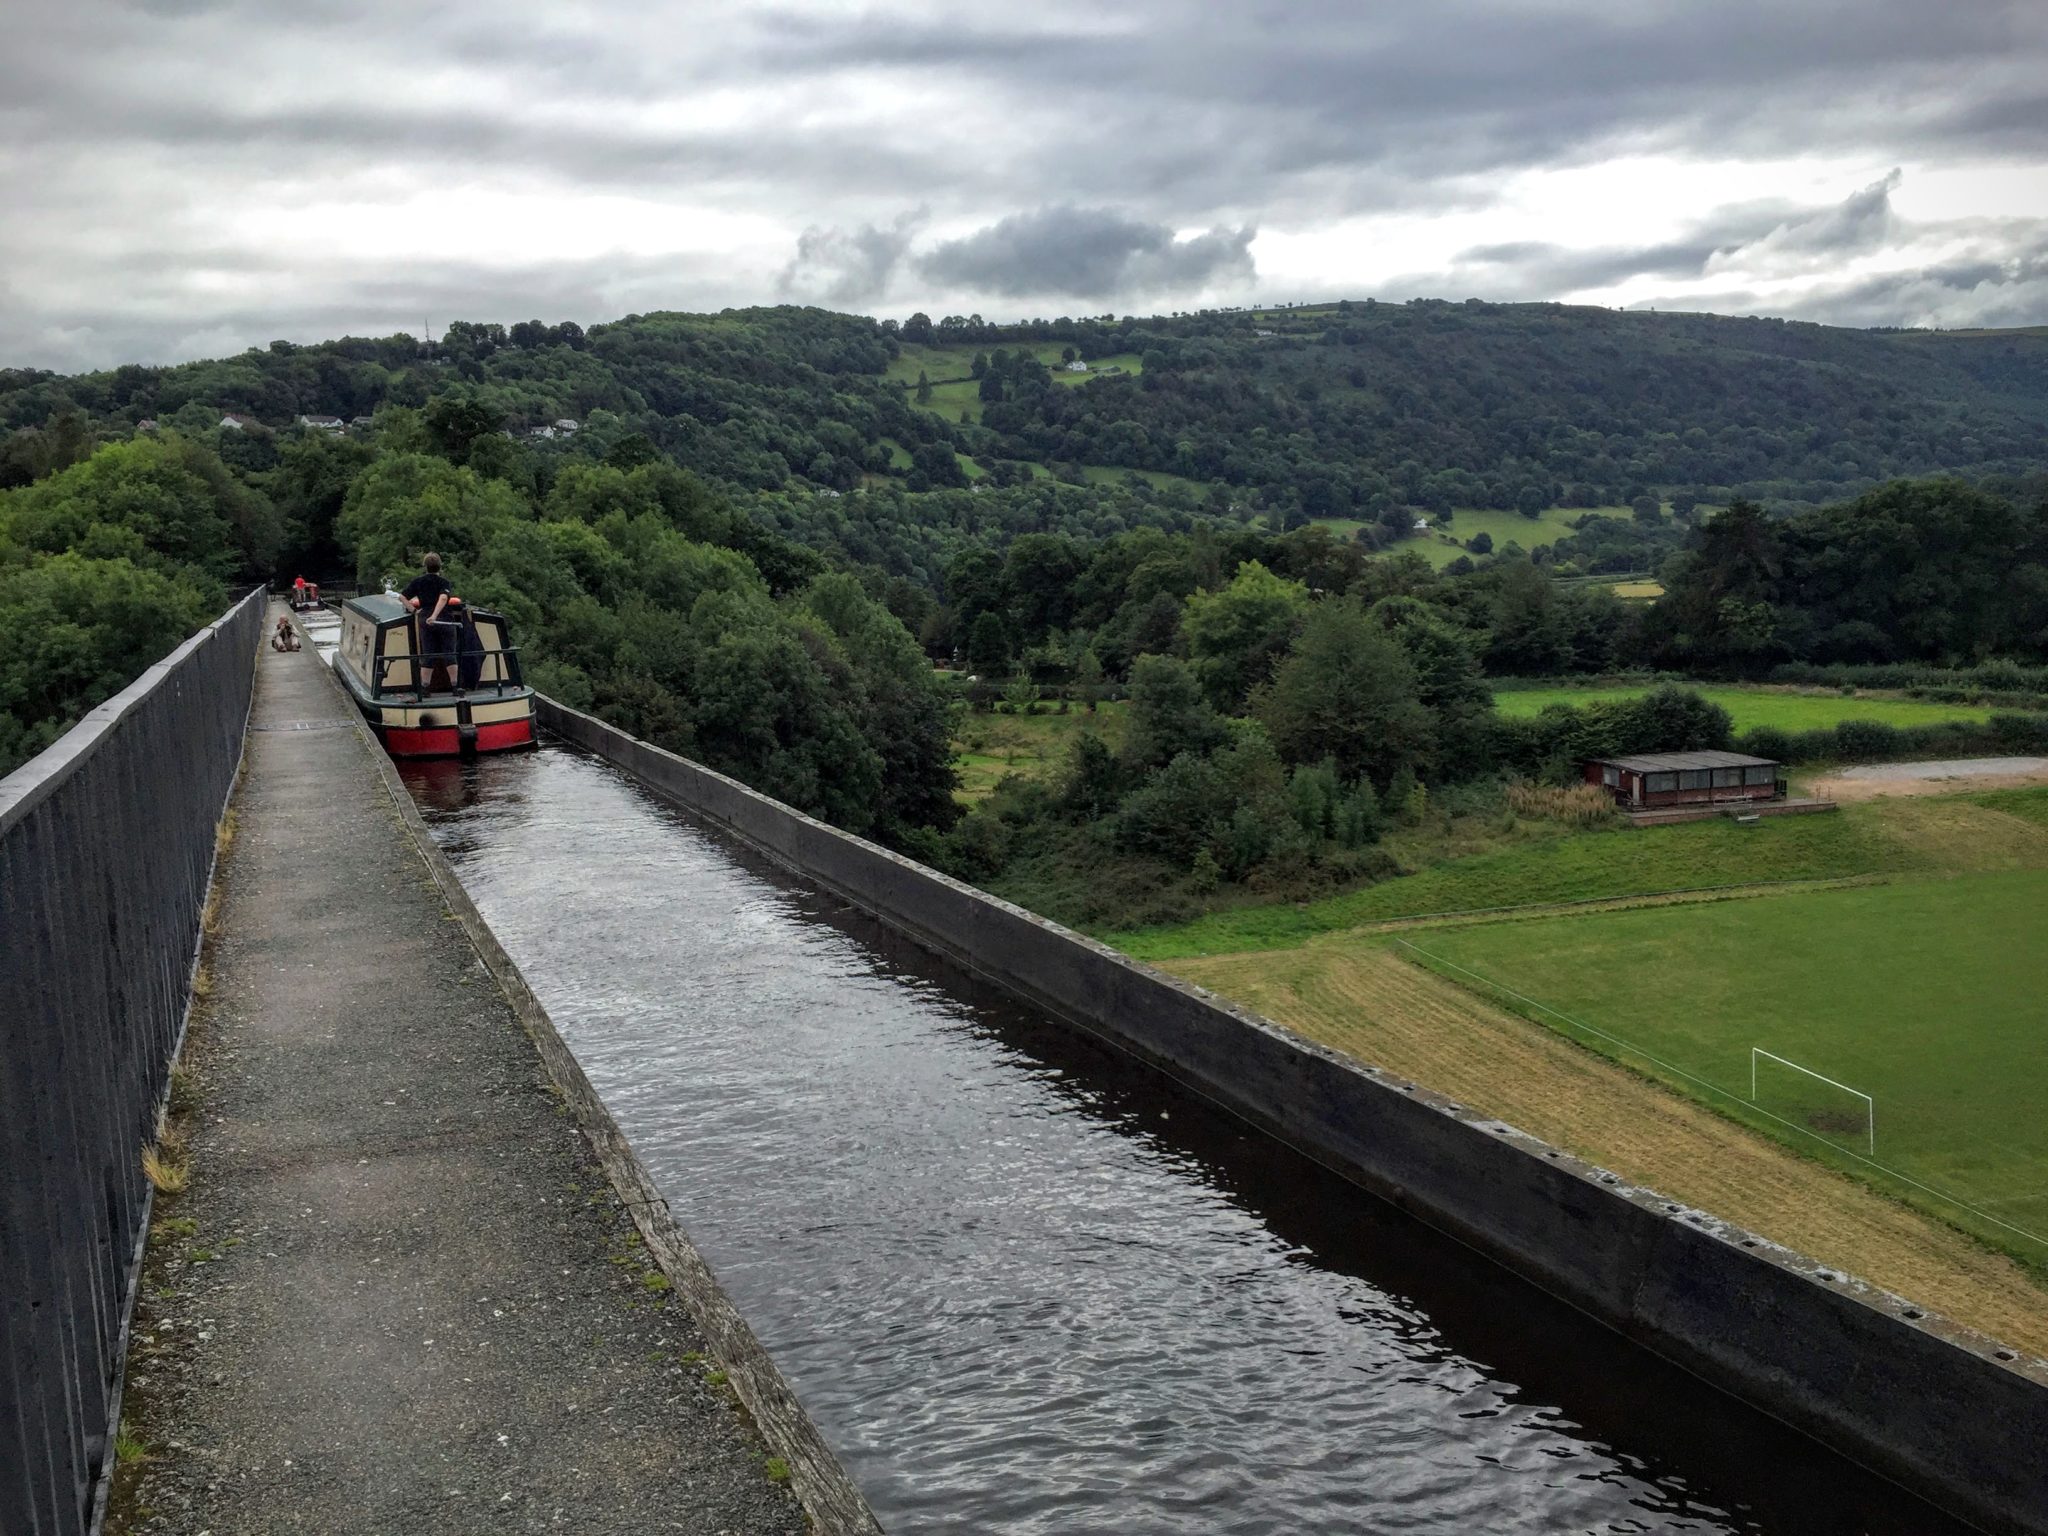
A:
1735,725,1797,762
1505,781,1621,827
1990,713,2048,752
1833,720,1902,760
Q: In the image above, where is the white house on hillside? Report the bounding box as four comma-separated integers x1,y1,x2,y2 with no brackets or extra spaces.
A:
1065,359,1088,373
219,413,253,430
297,414,344,432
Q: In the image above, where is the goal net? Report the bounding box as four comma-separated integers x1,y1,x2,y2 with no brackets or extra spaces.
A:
1750,1049,1874,1156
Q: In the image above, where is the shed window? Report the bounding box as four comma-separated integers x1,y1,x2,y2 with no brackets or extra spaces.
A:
1602,765,1619,787
1744,764,1775,785
1645,772,1678,793
1712,767,1743,787
1680,769,1712,790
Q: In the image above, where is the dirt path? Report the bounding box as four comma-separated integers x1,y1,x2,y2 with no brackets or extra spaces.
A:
1811,757,2048,803
1167,941,2048,1358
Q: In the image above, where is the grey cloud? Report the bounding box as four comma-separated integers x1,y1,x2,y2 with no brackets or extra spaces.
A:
1662,249,2048,330
778,211,926,306
0,249,746,374
746,0,2046,193
919,208,1256,300
1731,169,1901,265
1428,173,1916,300
3,0,2047,368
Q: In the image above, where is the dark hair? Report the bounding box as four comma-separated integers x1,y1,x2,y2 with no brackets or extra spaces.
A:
423,552,442,573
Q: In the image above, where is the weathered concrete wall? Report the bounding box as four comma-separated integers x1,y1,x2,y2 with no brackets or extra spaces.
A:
1,590,265,1536
540,697,2048,1536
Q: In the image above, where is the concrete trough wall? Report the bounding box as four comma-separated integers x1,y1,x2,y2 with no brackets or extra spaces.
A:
540,697,2048,1536
1,591,265,1536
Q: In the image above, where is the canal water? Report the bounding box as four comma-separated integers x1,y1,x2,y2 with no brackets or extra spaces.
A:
401,744,1961,1536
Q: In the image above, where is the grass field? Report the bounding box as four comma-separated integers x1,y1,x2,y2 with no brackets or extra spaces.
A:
1611,580,1663,599
885,342,1145,393
1406,869,2048,1271
1154,783,2048,1327
954,703,1125,804
1077,464,1205,493
1169,934,2048,1345
1312,507,1636,568
1108,801,1937,959
1493,682,2007,731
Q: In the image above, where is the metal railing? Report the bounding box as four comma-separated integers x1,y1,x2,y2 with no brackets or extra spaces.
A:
0,590,264,1536
369,638,524,698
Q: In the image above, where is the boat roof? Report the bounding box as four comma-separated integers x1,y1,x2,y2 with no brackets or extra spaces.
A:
1593,750,1780,772
344,593,410,624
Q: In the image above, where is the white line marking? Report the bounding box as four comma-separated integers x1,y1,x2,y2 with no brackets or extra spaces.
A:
1394,939,2048,1251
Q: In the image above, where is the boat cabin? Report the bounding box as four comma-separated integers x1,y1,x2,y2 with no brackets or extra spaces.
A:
1584,750,1785,810
335,593,536,758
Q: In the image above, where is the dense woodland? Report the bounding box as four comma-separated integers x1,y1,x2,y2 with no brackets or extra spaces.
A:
5,300,2047,922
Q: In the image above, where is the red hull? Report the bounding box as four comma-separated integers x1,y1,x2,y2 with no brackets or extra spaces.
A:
380,717,534,758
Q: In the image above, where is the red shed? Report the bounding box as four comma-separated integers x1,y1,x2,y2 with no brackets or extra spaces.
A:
1584,750,1785,810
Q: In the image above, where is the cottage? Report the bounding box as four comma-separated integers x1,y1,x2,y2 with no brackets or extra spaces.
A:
135,418,158,433
297,414,345,432
1585,750,1784,810
1413,516,1430,533
553,418,580,434
219,413,253,431
1065,359,1088,373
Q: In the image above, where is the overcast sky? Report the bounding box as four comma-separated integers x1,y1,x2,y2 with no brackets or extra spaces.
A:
4,0,2045,372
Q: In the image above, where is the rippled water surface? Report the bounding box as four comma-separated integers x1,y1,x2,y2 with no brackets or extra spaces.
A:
404,746,1961,1536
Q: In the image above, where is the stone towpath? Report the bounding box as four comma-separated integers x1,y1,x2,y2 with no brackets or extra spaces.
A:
109,614,805,1535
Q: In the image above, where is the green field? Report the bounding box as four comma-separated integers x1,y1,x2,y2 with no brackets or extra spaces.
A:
886,342,1144,394
1494,682,2004,731
955,703,1126,804
1108,805,1920,959
1313,506,1636,568
1407,870,2048,1268
1077,464,1205,493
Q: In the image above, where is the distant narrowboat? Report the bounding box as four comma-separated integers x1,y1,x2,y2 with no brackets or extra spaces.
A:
336,593,536,758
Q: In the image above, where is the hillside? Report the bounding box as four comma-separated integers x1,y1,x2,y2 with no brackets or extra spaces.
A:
6,303,2045,539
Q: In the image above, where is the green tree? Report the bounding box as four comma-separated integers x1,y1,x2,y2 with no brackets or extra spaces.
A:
1257,600,1433,784
1121,654,1225,770
0,434,278,581
966,610,1011,673
1179,559,1309,710
422,395,506,464
0,552,223,774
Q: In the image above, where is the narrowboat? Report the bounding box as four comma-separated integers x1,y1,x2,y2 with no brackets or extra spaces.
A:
335,593,536,757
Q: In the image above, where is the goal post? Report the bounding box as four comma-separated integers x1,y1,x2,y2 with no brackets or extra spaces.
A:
1750,1048,1874,1155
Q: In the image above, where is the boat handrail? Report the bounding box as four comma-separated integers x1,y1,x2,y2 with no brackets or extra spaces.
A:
369,644,524,697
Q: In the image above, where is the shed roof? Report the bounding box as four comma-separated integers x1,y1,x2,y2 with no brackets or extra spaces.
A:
1594,750,1779,772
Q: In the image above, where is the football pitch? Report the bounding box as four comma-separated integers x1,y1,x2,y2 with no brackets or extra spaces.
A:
1405,869,2048,1271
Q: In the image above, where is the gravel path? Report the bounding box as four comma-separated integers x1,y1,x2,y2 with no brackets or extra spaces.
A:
108,625,805,1535
1837,756,2048,781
